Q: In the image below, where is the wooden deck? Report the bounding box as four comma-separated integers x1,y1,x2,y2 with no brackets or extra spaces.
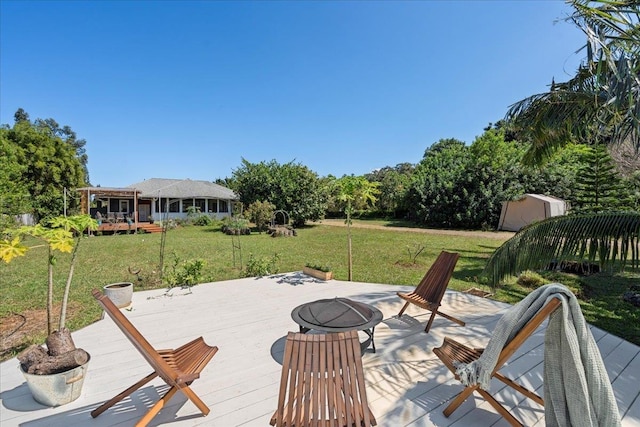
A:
1,273,639,426
96,222,163,234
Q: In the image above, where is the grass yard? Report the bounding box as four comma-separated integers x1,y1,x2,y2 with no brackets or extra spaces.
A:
1,222,638,360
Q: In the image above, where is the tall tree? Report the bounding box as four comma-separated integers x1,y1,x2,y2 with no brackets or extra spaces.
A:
230,158,328,226
1,110,87,221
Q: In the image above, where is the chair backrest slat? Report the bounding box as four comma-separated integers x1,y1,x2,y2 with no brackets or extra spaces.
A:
414,251,460,303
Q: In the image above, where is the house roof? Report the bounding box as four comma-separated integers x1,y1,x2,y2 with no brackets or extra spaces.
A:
127,178,238,200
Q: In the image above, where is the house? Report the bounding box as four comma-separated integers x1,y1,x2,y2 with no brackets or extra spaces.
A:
77,178,239,227
497,193,567,231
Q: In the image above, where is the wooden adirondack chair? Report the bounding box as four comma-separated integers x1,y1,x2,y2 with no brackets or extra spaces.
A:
91,289,219,427
270,330,376,427
433,297,562,427
396,251,464,332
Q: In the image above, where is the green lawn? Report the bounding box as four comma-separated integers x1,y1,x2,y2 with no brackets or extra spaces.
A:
1,222,638,360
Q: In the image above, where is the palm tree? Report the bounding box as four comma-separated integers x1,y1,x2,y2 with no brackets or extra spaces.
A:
507,0,640,164
485,0,640,285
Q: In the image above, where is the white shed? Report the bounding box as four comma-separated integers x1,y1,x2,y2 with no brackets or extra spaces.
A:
498,194,567,231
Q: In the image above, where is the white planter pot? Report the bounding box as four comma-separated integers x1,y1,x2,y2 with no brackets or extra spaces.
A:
103,282,133,308
21,357,90,406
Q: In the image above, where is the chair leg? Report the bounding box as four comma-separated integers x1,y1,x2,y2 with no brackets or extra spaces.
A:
135,386,179,427
435,310,466,327
443,385,476,417
398,301,410,317
424,310,438,332
180,385,211,416
477,388,524,427
91,372,158,418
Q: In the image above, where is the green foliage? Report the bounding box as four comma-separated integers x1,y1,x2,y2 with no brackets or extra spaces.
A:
305,262,331,272
0,110,88,221
221,216,251,235
0,214,98,334
507,2,640,162
244,253,280,277
163,252,205,289
483,212,640,287
573,144,633,213
245,200,276,232
365,163,414,218
516,270,546,288
230,158,328,227
192,214,214,226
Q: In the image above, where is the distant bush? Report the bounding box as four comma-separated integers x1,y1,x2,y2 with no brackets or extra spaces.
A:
193,215,214,226
245,200,276,232
221,216,251,235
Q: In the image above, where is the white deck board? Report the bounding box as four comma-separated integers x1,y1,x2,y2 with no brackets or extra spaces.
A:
1,273,638,426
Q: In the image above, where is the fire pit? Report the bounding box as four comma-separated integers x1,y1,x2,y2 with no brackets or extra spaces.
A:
291,297,383,352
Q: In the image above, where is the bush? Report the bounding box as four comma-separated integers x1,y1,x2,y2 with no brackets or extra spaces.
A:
163,252,206,288
516,270,546,288
245,200,276,232
244,253,280,277
221,216,251,235
192,214,214,226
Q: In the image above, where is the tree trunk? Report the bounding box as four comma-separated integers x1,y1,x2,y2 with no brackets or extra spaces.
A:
18,345,48,368
24,349,90,375
46,328,76,356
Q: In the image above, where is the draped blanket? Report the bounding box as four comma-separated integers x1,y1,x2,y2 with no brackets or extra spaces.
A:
455,283,621,427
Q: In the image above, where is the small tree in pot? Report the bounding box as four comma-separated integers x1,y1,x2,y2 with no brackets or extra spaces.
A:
0,214,97,405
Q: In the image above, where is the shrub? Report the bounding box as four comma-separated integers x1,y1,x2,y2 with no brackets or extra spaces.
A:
246,200,276,232
244,253,280,277
221,216,251,235
163,252,206,289
516,270,546,288
193,214,214,226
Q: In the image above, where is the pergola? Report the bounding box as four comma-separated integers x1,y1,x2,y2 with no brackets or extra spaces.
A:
76,186,139,227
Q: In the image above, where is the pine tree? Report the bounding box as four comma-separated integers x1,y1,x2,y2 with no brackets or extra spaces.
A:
573,144,632,213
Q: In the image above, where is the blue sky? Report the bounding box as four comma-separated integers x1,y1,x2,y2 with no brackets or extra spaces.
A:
1,1,584,188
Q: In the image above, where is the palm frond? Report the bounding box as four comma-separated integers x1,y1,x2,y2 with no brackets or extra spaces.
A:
482,211,640,287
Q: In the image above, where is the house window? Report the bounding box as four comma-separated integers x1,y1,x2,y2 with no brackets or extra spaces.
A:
194,199,206,213
219,200,228,213
119,200,130,213
169,200,180,213
182,198,194,213
208,199,218,213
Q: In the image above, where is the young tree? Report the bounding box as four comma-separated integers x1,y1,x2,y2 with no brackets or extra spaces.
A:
334,175,380,281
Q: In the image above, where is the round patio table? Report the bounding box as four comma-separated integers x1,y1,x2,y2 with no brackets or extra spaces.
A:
291,297,383,353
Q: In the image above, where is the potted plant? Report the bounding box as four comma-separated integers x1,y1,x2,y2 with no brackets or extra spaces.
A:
0,214,98,406
303,262,333,281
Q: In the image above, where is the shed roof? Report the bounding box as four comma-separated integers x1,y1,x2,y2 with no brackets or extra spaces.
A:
127,178,238,200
